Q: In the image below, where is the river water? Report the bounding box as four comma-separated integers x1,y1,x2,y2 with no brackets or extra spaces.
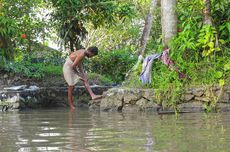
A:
0,108,229,152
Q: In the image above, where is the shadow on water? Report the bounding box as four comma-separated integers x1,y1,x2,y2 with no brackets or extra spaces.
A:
0,108,230,152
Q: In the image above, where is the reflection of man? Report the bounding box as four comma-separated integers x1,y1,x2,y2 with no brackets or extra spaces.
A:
63,46,102,110
67,110,91,152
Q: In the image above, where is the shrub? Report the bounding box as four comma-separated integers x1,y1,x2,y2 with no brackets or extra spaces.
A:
84,49,137,83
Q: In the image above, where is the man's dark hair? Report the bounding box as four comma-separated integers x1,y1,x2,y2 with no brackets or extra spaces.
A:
87,46,98,55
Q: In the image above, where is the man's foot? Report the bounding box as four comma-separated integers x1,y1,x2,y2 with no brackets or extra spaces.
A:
69,103,75,110
91,95,103,100
70,105,75,110
90,99,101,103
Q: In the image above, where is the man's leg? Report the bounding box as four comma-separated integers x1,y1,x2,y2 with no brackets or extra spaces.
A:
68,86,75,110
82,80,102,100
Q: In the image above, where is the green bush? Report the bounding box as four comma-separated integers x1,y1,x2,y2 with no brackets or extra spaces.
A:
85,49,137,83
87,73,113,85
3,61,62,79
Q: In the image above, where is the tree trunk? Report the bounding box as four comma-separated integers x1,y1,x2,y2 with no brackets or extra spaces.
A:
161,0,177,47
70,38,74,52
138,0,158,56
134,0,158,70
203,0,218,59
124,0,158,82
0,36,14,60
203,0,212,25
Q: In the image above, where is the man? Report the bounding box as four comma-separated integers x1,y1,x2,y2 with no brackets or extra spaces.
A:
63,46,102,110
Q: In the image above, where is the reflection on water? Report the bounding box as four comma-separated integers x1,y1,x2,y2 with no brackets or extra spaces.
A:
0,108,230,152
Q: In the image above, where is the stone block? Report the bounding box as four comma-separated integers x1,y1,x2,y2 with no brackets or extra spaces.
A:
177,102,204,113
181,94,195,102
218,92,230,103
100,97,122,111
216,103,230,112
195,97,210,102
142,89,154,101
122,104,140,113
124,93,139,104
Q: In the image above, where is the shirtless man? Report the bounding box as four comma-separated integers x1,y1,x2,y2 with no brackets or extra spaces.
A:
63,46,102,110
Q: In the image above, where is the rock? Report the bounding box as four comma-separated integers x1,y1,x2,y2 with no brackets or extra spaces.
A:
88,99,101,111
122,105,140,113
12,102,20,109
193,91,204,97
216,103,230,112
4,85,27,91
181,94,195,102
144,102,161,112
218,93,230,103
142,89,154,101
89,103,100,111
3,74,8,79
51,93,56,97
177,102,204,112
28,85,39,91
7,80,11,85
6,94,20,103
14,76,21,81
159,106,175,113
192,88,205,97
123,93,139,104
211,86,220,91
114,93,124,101
100,97,123,112
1,93,7,100
215,90,222,97
135,98,160,112
195,97,210,102
224,85,230,93
136,98,148,110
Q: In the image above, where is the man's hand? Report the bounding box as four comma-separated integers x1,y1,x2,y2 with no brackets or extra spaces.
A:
79,74,87,82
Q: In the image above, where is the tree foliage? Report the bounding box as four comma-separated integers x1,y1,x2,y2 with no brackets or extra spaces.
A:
0,0,229,90
0,0,48,62
50,0,134,51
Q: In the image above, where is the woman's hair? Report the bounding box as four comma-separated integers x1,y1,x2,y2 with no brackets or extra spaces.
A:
87,46,98,55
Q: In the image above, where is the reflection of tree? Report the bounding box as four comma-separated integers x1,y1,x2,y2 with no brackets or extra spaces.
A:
84,112,156,152
151,113,230,152
0,112,22,151
1,110,229,152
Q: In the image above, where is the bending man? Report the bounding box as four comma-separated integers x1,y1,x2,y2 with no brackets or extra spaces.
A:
63,46,102,110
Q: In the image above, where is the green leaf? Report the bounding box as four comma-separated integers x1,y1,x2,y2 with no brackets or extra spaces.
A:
224,63,230,71
219,79,225,87
208,42,214,48
215,71,223,79
219,39,225,44
215,47,221,51
226,22,230,33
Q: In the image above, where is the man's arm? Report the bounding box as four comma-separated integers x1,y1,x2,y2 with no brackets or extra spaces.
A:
72,53,84,68
78,63,84,73
72,54,87,81
78,63,87,81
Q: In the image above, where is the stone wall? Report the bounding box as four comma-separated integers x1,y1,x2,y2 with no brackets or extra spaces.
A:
0,85,111,111
1,85,229,113
89,85,230,113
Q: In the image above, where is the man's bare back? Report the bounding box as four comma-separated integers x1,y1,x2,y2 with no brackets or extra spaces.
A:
69,49,85,62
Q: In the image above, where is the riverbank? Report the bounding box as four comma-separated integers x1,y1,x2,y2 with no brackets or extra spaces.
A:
90,86,230,113
0,71,229,113
0,85,112,111
1,84,229,113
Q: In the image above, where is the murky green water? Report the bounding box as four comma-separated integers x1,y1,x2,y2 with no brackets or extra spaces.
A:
0,109,230,152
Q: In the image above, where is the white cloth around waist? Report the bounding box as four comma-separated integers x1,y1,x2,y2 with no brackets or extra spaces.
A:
63,57,81,86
